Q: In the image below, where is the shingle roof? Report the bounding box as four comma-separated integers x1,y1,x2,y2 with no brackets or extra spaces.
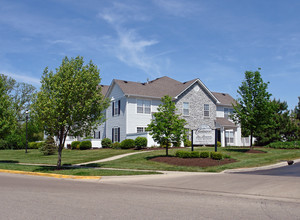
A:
212,92,236,106
99,85,109,96
112,76,196,99
215,117,237,128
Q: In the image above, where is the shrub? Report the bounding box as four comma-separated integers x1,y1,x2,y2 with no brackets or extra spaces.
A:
71,141,80,150
175,150,199,158
0,139,8,150
120,139,135,149
217,141,221,148
5,133,26,149
184,140,191,147
266,141,300,149
199,151,210,158
175,150,190,158
210,152,223,160
28,142,39,149
101,138,112,148
40,136,56,155
112,142,120,149
79,141,92,150
135,137,147,149
223,154,231,159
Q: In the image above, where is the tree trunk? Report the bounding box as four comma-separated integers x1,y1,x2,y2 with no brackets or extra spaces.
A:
57,145,62,169
250,130,253,150
166,141,169,157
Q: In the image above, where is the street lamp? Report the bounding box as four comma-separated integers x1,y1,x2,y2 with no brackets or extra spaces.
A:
25,110,29,153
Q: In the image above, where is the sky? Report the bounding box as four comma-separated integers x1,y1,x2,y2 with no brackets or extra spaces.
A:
1,0,299,109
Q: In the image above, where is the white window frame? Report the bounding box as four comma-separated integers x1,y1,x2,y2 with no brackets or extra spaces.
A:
112,127,120,143
225,130,234,144
204,104,210,117
183,102,189,116
137,99,151,114
224,108,233,119
137,127,147,133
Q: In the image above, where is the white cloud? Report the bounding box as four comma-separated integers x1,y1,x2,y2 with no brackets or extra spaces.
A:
1,71,41,86
99,3,162,77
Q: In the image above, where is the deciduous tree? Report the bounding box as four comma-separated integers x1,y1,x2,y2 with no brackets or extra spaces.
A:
147,95,186,156
33,56,109,168
232,69,273,148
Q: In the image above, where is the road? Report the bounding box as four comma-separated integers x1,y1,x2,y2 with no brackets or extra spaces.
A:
234,162,300,177
1,172,300,220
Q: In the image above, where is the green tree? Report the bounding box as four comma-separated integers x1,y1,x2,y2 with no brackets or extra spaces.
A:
256,99,299,145
295,97,300,120
0,74,16,139
32,56,110,168
232,69,273,148
147,95,186,156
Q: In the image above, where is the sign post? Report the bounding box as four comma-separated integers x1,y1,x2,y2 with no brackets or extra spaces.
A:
191,125,218,152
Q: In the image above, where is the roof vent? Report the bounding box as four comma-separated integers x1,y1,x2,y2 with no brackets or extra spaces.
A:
183,81,187,84
123,81,128,83
141,83,146,85
222,93,226,96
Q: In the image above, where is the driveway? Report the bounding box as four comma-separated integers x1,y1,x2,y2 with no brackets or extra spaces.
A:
233,162,300,177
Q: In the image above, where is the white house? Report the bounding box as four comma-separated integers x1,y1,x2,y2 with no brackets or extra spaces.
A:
65,76,248,148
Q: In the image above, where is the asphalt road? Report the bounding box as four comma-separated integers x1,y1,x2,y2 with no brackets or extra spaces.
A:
234,162,300,177
1,172,300,220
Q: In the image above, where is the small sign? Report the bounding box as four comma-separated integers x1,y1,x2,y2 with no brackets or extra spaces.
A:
193,125,214,145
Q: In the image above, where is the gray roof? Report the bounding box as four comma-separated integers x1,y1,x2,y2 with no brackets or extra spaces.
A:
99,85,109,96
215,117,237,128
212,92,236,106
111,76,195,99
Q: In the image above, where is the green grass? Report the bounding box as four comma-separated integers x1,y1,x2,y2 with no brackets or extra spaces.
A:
97,147,300,172
0,163,159,176
0,149,136,165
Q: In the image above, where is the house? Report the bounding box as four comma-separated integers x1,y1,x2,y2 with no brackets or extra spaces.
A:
65,76,248,148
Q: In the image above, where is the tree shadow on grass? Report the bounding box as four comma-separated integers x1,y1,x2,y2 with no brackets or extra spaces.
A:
0,160,19,163
33,165,86,172
145,155,175,160
80,163,102,168
224,148,249,153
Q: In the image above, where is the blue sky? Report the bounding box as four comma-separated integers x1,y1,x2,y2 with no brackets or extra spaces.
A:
1,0,299,109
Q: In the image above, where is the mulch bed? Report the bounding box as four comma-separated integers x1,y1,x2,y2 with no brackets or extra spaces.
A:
150,156,236,167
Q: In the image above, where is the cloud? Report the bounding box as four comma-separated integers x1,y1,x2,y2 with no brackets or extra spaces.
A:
98,3,162,77
1,71,41,86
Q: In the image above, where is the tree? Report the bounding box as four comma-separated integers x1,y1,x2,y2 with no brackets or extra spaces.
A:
256,99,299,145
32,56,110,168
147,95,186,156
232,69,273,148
294,97,300,120
0,74,16,139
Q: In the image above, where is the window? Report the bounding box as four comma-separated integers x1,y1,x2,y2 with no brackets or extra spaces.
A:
225,130,234,144
112,127,120,143
137,127,147,133
93,131,100,139
224,108,233,119
137,99,151,114
204,104,209,117
183,102,189,116
112,100,121,116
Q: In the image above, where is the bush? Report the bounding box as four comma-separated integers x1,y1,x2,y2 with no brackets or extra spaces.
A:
5,132,26,149
40,136,56,155
217,141,221,148
28,142,39,149
71,141,80,150
135,137,147,149
101,138,112,148
0,139,8,150
266,141,300,149
175,150,199,158
112,142,120,149
210,152,223,160
199,151,210,158
79,141,92,150
184,140,191,147
120,139,135,149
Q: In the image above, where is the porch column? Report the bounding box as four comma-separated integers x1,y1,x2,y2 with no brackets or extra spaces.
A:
221,127,226,147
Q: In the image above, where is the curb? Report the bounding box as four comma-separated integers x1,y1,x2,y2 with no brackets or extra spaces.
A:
222,159,300,174
0,169,101,180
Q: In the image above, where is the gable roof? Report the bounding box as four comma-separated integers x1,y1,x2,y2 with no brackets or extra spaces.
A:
99,85,109,96
105,76,219,103
212,92,236,106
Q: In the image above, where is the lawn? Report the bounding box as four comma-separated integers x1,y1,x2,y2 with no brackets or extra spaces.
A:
0,163,159,176
0,149,136,165
96,147,300,172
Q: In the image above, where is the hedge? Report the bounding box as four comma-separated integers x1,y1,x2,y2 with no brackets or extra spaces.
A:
120,139,135,149
101,138,112,148
135,137,147,149
71,141,80,150
266,141,300,149
79,141,92,150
